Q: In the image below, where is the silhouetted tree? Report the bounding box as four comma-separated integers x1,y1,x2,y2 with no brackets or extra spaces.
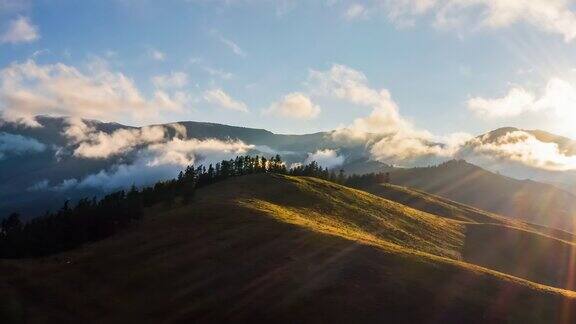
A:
337,169,346,184
1,213,22,234
0,154,296,259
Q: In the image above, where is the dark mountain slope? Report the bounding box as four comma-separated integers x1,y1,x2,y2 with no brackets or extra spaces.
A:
0,116,339,217
354,182,512,225
356,181,576,241
340,157,394,175
353,180,576,289
2,174,576,323
388,160,576,232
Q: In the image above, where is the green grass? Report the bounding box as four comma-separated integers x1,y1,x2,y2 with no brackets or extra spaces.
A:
239,176,465,259
2,174,576,323
359,182,576,242
355,181,576,291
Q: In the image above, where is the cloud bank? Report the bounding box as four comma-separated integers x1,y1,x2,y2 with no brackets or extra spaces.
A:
305,149,345,169
468,78,576,120
308,64,468,165
0,60,191,127
348,0,576,42
459,130,576,172
53,137,254,191
1,16,39,44
0,132,45,159
204,88,248,112
152,71,188,89
307,64,576,172
264,92,320,120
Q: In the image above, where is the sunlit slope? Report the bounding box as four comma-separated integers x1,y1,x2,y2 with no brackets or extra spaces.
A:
232,175,465,259
355,182,513,225
388,160,576,232
357,181,576,290
359,182,576,242
2,174,576,323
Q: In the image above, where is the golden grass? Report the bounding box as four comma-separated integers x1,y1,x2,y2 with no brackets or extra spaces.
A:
234,175,576,294
239,176,464,260
3,173,576,323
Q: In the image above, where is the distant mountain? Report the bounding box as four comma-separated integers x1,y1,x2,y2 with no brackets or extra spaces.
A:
340,157,394,175
388,160,576,232
459,127,576,189
3,115,576,231
0,116,363,217
477,127,576,155
3,173,576,322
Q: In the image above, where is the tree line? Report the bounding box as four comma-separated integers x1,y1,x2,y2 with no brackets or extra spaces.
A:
0,154,390,258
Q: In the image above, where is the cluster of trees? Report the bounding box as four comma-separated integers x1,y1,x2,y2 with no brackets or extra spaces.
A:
0,155,286,258
287,162,392,188
344,172,391,188
0,191,143,258
288,161,346,183
0,154,391,259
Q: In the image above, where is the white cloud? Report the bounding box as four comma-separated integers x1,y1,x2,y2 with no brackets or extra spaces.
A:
71,162,176,191
204,66,234,80
345,3,367,20
217,34,247,57
370,131,471,163
0,132,45,159
460,130,576,171
323,65,576,171
62,117,96,143
0,60,191,127
308,64,470,165
149,48,165,61
289,162,303,169
204,88,248,112
73,126,168,159
55,137,254,191
308,64,401,115
145,137,253,167
264,92,320,120
468,78,576,123
30,49,49,59
308,64,414,139
64,119,191,159
1,16,39,44
305,149,345,169
27,179,49,192
152,71,188,89
354,0,576,42
188,57,234,80
468,87,537,118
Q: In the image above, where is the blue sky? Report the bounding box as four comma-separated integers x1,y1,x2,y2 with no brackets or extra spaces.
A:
3,0,576,138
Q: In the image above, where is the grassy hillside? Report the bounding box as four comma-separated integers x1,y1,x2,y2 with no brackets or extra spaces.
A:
357,180,576,290
388,160,576,232
2,174,576,323
235,175,465,259
357,181,576,241
354,182,513,225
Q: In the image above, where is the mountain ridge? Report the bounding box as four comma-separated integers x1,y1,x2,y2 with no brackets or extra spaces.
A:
387,159,576,231
3,116,576,235
3,173,576,323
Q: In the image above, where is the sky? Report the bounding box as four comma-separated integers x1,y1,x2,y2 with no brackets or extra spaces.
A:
3,0,576,139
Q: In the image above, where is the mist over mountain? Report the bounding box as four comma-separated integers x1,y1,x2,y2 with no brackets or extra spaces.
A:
0,116,357,217
457,127,576,191
3,116,576,226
